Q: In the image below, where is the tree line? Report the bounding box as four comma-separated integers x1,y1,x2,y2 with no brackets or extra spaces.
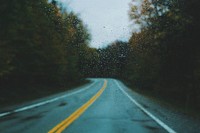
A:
0,0,90,101
126,0,200,110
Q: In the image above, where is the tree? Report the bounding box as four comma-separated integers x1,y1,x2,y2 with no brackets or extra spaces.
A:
0,0,91,92
128,0,200,110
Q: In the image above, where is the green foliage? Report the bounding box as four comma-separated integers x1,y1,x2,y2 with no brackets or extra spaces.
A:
78,41,129,78
0,0,90,91
127,0,200,110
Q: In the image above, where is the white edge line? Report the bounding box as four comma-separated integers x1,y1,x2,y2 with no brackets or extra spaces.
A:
114,80,177,133
0,81,96,118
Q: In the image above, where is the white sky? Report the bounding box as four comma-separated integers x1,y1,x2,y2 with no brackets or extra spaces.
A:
58,0,139,48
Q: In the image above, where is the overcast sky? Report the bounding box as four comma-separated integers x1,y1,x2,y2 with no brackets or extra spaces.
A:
58,0,139,48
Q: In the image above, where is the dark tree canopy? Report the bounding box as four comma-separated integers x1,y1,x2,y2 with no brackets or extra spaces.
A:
0,0,90,93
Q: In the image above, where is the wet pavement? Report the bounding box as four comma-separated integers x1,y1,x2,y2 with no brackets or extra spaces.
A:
0,79,198,133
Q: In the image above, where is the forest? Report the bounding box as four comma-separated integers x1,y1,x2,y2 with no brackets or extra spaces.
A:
0,0,91,104
1,0,200,112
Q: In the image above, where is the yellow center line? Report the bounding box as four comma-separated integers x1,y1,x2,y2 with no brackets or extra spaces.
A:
48,80,108,133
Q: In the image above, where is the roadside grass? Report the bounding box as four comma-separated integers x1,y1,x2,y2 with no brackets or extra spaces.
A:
0,79,90,108
122,80,200,119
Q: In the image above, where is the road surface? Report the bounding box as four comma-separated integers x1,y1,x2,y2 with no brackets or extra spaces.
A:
0,78,187,133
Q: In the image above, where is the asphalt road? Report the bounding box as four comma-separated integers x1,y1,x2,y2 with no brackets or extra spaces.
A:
0,79,176,133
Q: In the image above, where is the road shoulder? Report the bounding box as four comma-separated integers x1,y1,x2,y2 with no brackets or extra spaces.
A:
116,79,200,133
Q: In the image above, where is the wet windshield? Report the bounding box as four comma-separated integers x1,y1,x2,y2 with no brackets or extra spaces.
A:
0,0,200,133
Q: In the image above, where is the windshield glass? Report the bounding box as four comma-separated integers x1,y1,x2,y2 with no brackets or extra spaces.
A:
0,0,200,133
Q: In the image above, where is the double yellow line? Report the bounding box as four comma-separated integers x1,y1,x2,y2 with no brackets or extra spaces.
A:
48,80,107,133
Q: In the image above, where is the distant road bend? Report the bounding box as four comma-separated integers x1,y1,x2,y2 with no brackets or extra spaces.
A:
0,79,177,133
